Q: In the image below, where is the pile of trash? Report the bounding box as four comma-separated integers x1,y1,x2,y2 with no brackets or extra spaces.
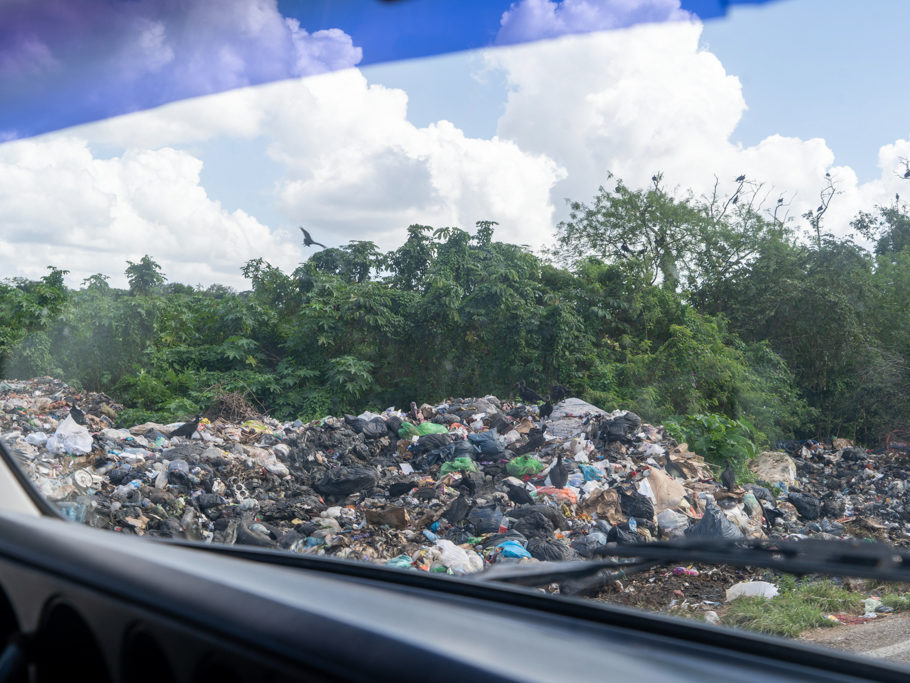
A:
2,377,910,597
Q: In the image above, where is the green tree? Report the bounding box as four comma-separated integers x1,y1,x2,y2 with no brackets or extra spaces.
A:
125,256,165,295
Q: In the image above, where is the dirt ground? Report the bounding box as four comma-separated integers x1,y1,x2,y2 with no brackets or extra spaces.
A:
594,562,761,612
801,613,910,665
594,564,910,668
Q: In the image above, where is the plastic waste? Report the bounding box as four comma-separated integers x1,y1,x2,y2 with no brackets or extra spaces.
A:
506,455,543,477
685,504,744,540
385,555,413,569
432,539,483,574
787,492,821,520
397,422,420,439
45,415,93,455
416,422,448,436
725,581,779,602
439,457,478,475
497,540,532,559
657,509,689,536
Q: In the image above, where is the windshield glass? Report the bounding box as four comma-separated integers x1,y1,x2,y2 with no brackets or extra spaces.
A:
3,0,910,666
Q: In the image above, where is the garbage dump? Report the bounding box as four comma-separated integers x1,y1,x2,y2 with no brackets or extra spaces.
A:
3,377,910,610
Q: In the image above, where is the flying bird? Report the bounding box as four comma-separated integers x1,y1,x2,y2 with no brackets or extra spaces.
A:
735,174,745,182
505,482,535,506
550,453,568,489
720,461,736,491
169,415,201,439
299,227,327,249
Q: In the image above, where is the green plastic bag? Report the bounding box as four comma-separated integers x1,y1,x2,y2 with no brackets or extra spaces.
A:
507,455,544,477
417,422,448,435
398,421,420,439
439,457,478,476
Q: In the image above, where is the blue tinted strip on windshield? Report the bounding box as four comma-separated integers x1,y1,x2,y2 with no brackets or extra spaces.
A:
0,0,780,141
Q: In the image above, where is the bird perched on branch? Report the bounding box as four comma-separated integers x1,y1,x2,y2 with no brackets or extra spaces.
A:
169,415,201,439
299,227,327,248
735,174,746,182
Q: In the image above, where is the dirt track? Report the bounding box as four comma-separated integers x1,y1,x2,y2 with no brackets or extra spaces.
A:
800,613,910,665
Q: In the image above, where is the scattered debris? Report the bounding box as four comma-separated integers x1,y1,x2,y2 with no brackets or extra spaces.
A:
4,377,910,621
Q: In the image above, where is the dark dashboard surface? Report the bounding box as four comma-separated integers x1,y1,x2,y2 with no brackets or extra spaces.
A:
0,511,905,682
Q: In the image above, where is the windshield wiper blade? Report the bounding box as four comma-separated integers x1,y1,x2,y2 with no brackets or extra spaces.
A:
479,537,910,589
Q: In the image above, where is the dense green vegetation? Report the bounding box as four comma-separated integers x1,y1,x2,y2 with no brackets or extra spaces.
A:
2,174,909,445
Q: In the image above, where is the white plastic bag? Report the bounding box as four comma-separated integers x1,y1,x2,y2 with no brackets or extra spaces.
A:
433,539,483,574
725,581,779,602
45,415,92,455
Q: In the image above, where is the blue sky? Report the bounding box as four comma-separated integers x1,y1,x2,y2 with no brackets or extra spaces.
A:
363,0,910,184
700,0,910,182
2,0,909,288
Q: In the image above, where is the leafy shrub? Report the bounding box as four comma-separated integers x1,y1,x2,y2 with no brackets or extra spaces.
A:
664,412,759,478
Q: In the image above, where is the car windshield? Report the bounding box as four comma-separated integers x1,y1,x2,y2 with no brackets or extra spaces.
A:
3,0,910,666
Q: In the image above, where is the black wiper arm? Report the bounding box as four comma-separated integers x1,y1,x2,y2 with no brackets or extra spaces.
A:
480,537,910,588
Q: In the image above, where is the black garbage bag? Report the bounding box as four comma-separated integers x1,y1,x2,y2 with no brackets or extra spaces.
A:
195,493,225,510
510,504,567,530
820,491,846,518
602,412,642,442
413,438,476,470
108,464,134,485
840,446,866,462
443,496,473,524
607,523,640,545
685,504,743,540
467,431,505,458
343,415,367,434
314,466,377,497
411,433,452,455
788,492,821,520
385,415,403,435
527,537,575,562
618,488,654,521
361,418,388,440
481,530,528,549
487,414,512,434
744,483,775,504
572,531,608,557
236,522,277,548
512,511,554,539
467,506,503,534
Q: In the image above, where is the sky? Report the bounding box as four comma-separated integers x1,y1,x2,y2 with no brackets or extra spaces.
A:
1,0,909,289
